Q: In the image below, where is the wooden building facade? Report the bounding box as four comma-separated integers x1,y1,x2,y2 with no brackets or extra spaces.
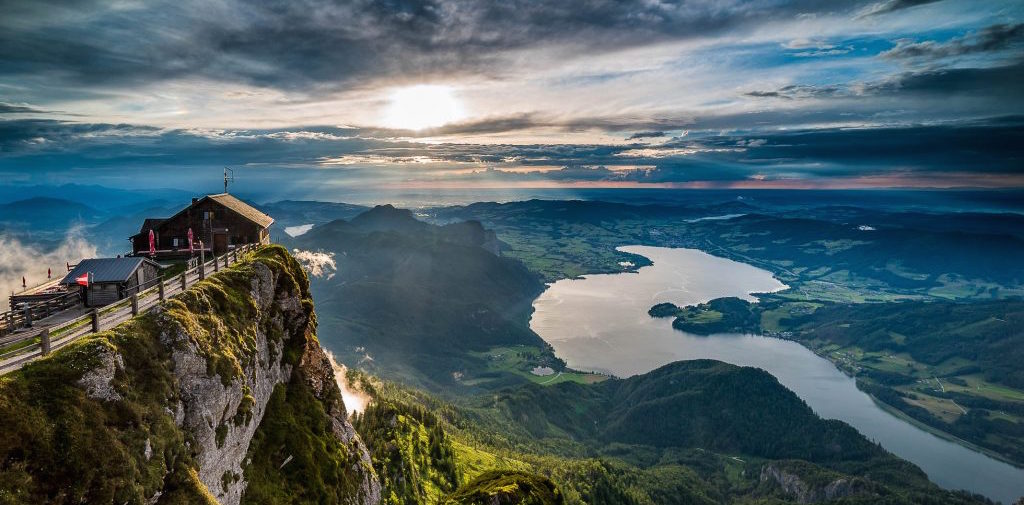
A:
131,193,273,256
60,257,162,307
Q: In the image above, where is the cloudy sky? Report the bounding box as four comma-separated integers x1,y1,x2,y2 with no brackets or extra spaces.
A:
1,0,1022,195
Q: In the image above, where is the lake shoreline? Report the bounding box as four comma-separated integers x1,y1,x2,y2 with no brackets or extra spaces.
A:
529,244,1024,504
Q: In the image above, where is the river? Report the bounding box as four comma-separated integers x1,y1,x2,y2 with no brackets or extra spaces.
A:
529,245,1024,504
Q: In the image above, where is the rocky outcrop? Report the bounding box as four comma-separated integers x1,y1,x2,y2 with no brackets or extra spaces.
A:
154,261,292,505
760,464,870,504
76,346,125,402
0,245,379,505
153,249,380,505
298,337,381,505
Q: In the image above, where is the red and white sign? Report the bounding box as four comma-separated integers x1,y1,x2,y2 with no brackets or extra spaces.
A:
76,272,91,287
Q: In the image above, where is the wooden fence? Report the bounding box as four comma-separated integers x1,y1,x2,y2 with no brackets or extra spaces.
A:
0,244,259,375
0,291,82,339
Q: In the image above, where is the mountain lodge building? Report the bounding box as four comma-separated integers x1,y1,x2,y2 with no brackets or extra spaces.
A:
131,193,273,257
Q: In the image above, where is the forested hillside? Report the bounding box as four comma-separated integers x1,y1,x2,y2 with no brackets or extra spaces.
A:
290,205,550,393
343,361,991,505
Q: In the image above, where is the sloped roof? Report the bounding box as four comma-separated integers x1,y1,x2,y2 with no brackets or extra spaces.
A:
139,218,166,234
207,193,274,228
128,193,274,240
60,257,161,285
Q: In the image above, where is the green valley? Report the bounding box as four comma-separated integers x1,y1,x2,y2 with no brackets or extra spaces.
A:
653,295,1024,466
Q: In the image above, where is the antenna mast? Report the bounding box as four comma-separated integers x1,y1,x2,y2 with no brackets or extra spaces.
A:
223,167,234,194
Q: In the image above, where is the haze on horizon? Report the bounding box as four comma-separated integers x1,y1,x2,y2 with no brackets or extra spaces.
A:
1,0,1023,195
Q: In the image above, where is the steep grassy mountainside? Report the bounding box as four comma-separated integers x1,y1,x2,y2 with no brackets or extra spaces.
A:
0,246,380,505
442,472,564,505
343,363,990,505
652,296,1024,466
476,360,888,462
290,205,548,393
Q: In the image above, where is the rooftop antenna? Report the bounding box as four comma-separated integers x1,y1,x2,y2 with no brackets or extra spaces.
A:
223,166,234,194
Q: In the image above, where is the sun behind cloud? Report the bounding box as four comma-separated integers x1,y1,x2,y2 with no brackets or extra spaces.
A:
382,84,466,131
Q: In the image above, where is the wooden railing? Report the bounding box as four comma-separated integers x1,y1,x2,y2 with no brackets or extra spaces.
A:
0,244,259,375
0,291,82,339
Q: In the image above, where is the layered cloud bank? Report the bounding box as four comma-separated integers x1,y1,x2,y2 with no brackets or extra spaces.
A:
1,0,1022,189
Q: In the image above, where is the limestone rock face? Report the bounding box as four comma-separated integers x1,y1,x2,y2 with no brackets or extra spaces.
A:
76,346,125,402
760,465,870,504
299,336,382,505
153,256,379,505
0,247,379,505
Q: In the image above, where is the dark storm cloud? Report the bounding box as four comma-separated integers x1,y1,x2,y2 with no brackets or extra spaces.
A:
743,61,1024,106
745,91,788,99
4,117,1021,187
473,120,1024,179
354,114,701,140
687,120,1024,174
881,23,1024,59
0,119,372,168
0,103,50,114
625,131,668,140
865,61,1024,98
745,84,844,100
0,0,869,91
859,0,944,17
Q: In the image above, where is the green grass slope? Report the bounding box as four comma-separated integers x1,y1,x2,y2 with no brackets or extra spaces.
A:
0,246,372,505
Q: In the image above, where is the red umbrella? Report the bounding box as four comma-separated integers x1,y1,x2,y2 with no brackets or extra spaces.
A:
188,228,194,253
149,229,156,256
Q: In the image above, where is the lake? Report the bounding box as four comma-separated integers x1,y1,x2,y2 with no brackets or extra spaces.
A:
530,245,1024,504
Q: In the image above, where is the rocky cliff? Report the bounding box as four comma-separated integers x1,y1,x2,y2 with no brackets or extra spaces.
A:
0,245,380,505
760,463,871,504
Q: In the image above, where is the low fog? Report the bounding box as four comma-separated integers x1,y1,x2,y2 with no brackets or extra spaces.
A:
0,229,98,311
327,352,369,416
292,249,337,280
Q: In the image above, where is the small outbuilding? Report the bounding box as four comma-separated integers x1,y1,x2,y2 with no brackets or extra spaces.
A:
60,257,162,307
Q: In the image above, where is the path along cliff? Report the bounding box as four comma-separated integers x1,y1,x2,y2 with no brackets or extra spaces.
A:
0,245,381,505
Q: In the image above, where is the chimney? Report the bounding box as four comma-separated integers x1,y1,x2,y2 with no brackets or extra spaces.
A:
192,197,199,205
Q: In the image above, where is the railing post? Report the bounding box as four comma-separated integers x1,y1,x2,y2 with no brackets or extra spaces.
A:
181,272,187,290
91,309,100,333
224,254,229,268
200,262,206,280
213,255,220,272
130,293,139,315
233,249,237,263
24,305,32,328
40,328,51,356
158,279,165,301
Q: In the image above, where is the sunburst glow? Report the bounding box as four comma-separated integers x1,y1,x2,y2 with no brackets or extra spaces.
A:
382,85,466,131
